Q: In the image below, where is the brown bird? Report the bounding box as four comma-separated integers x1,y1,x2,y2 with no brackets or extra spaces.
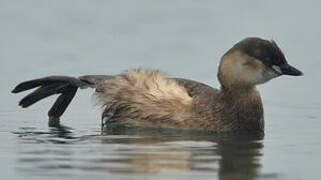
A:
12,37,303,133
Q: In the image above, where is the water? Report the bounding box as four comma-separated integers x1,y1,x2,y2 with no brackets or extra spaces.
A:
1,1,321,179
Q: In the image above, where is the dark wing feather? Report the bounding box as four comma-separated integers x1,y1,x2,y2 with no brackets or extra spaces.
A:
173,78,218,97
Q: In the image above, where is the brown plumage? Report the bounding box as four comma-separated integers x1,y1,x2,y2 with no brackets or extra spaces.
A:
12,37,303,133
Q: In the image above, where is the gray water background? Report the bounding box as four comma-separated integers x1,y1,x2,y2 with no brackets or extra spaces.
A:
0,0,320,179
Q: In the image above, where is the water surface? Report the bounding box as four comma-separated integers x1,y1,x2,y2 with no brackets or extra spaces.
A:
1,1,321,180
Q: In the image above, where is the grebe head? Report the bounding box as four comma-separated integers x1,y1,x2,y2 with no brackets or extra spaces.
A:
218,37,303,89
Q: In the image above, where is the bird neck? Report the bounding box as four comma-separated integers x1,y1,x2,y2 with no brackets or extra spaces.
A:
220,86,264,132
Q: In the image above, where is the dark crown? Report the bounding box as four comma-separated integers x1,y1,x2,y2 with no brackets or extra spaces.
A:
228,37,288,67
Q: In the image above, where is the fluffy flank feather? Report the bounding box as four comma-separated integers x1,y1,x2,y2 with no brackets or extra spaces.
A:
97,69,193,126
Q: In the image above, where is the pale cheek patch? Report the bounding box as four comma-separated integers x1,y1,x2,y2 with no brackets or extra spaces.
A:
242,68,265,85
219,52,280,86
241,59,266,85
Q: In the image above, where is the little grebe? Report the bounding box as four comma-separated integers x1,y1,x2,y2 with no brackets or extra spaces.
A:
12,37,303,132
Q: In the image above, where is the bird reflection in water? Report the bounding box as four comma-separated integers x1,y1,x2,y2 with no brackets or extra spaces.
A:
101,125,264,179
15,124,264,180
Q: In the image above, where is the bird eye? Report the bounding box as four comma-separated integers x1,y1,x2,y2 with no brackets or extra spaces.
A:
264,57,271,62
263,57,272,66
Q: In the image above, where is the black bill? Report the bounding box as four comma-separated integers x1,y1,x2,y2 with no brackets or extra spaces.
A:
279,64,303,76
